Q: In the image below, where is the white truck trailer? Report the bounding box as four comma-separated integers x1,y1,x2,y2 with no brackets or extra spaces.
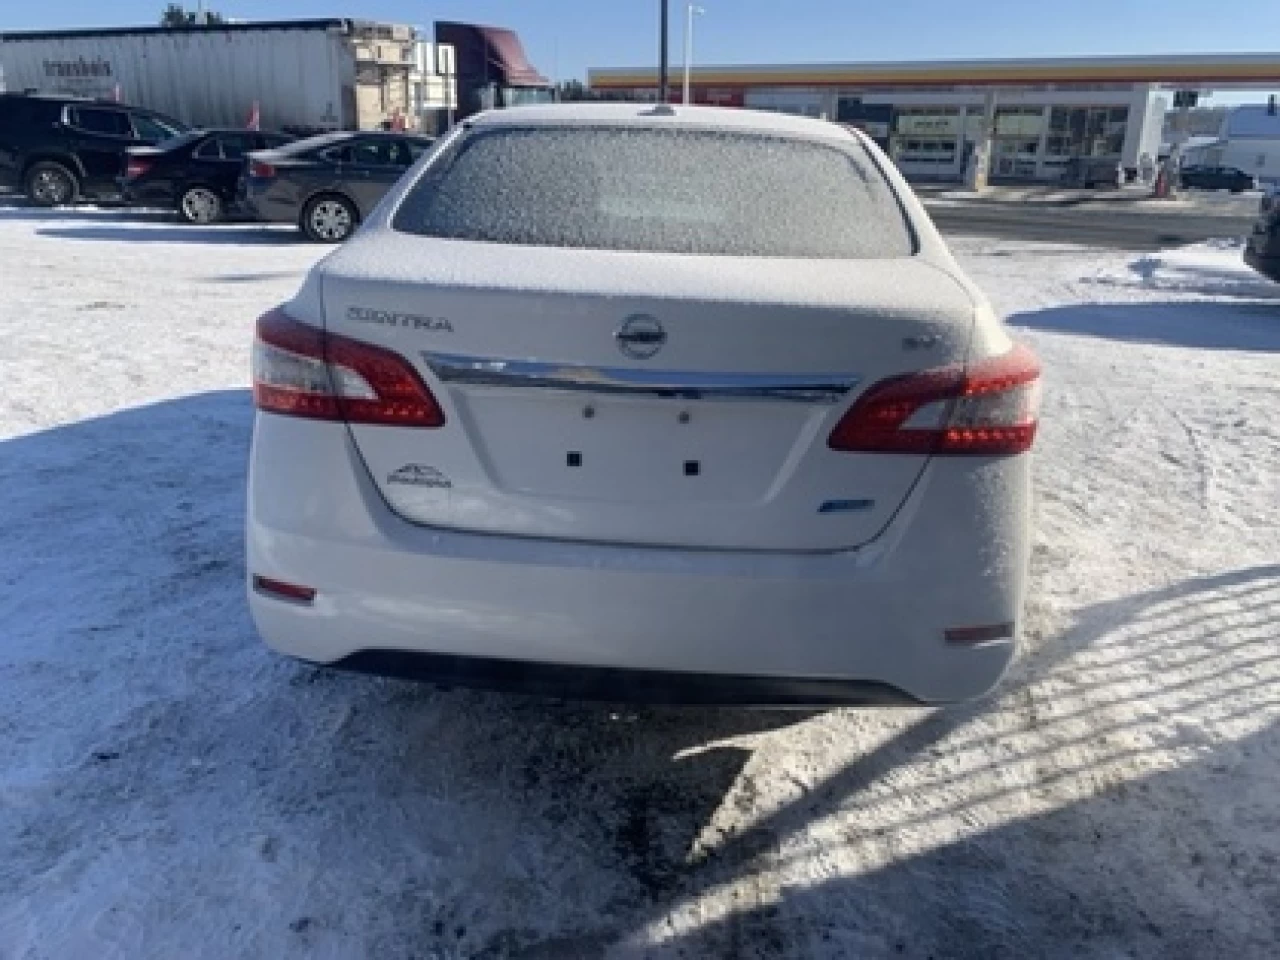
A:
0,19,424,133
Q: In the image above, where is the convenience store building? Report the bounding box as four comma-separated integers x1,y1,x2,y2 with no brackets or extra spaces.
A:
588,54,1280,182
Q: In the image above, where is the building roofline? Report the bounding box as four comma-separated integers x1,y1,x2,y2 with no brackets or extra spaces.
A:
0,19,408,42
589,53,1280,89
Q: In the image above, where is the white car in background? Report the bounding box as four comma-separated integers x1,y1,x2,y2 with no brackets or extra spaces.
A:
247,104,1040,706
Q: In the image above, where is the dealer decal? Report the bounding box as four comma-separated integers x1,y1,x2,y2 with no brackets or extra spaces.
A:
387,464,453,489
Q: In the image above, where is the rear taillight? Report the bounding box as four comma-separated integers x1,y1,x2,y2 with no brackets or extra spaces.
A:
125,157,153,179
828,344,1040,456
252,307,445,427
249,160,276,179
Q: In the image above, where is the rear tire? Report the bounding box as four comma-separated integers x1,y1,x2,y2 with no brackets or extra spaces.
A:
25,161,78,207
301,194,358,243
178,185,223,224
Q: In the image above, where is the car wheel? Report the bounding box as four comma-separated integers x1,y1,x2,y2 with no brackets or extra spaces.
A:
25,161,78,207
179,185,223,224
302,195,358,243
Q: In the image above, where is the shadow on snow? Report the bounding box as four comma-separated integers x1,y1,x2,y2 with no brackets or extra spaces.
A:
0,194,301,245
2,393,1277,958
1010,300,1280,352
36,224,303,245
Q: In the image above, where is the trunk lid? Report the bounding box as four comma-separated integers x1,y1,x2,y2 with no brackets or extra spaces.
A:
318,233,976,551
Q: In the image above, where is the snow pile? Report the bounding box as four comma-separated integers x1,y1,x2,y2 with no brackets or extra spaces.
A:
0,205,1277,959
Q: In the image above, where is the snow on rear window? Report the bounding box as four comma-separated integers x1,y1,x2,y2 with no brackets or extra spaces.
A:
392,126,914,259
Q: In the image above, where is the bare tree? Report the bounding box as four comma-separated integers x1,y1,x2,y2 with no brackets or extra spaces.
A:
160,4,225,27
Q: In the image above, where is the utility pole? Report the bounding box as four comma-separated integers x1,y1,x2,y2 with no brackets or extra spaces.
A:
682,4,704,105
965,90,997,192
658,0,669,104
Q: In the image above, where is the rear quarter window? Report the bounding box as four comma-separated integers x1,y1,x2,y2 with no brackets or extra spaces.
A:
392,125,914,259
69,107,131,137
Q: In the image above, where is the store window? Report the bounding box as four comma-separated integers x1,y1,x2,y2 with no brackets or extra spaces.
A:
896,138,958,164
891,108,960,166
995,108,1045,138
1047,106,1128,157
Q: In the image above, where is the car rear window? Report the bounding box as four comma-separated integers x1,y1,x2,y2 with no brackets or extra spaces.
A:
392,125,914,259
158,131,205,151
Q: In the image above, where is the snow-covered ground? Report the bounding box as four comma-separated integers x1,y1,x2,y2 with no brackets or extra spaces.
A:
1,201,1278,959
921,184,1263,216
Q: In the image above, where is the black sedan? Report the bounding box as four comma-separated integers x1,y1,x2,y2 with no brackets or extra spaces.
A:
239,131,434,242
1179,165,1256,193
122,129,294,223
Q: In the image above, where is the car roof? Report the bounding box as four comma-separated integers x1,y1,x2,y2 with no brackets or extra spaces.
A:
466,103,859,141
268,131,352,153
189,128,290,136
276,129,432,152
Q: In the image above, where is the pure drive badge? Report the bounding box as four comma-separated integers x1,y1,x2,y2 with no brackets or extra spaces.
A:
348,306,453,332
387,464,453,489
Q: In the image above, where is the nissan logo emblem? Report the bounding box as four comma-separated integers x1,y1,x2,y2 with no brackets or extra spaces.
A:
614,314,667,360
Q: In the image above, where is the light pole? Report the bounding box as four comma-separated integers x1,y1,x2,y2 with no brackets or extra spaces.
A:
658,0,669,104
682,4,705,105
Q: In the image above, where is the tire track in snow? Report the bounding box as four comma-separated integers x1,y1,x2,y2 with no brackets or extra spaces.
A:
1170,407,1217,524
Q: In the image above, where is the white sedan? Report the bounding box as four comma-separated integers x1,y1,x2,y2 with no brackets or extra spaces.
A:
247,104,1040,705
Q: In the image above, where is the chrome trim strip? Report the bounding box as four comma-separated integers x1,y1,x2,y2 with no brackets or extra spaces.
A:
422,351,859,403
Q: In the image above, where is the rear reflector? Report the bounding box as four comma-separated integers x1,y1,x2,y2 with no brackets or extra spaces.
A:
125,157,153,179
249,159,276,178
944,622,1015,645
252,576,316,603
828,343,1040,456
253,307,445,427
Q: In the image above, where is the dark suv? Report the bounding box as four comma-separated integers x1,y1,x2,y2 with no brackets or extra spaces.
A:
0,93,187,206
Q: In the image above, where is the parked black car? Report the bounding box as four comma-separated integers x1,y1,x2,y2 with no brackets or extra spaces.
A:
0,92,187,206
240,130,435,242
1179,165,1256,193
122,129,295,223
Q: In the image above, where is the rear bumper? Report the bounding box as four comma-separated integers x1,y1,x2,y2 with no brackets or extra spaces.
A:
326,650,921,706
247,417,1031,705
118,178,173,206
240,185,299,224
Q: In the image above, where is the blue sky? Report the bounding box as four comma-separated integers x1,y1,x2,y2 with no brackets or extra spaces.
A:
2,0,1274,102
